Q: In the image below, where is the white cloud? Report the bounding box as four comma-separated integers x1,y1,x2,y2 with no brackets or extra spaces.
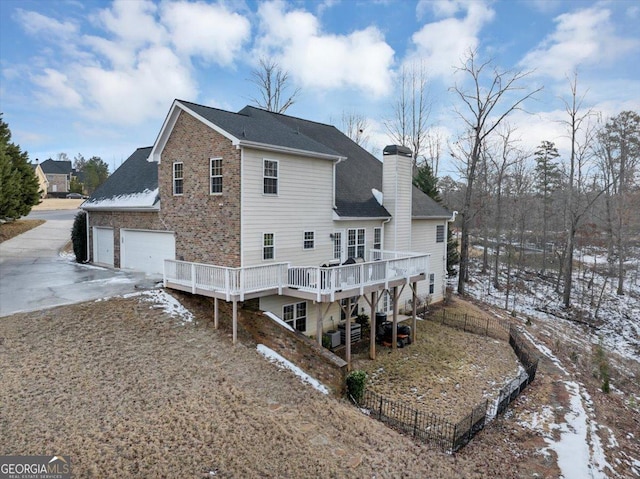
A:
409,1,495,79
254,0,394,97
14,9,78,38
12,0,251,126
32,68,83,108
161,1,250,65
519,6,639,80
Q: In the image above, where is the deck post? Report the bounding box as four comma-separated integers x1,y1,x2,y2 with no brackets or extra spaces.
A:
346,297,352,371
392,286,398,350
316,302,323,346
214,297,219,329
232,300,238,345
412,281,417,343
369,291,377,360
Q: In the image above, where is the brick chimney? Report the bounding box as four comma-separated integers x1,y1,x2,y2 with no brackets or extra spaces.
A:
382,145,413,252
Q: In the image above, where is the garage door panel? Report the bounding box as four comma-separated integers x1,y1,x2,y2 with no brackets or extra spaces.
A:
121,230,175,275
93,227,114,266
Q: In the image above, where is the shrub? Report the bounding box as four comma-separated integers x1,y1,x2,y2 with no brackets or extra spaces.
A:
346,370,367,403
71,211,88,262
356,313,369,327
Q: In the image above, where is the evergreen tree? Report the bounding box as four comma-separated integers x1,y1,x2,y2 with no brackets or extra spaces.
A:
413,162,460,275
0,115,40,221
82,156,110,194
533,140,562,274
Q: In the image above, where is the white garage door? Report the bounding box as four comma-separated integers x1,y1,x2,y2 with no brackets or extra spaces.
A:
121,229,175,275
93,227,114,266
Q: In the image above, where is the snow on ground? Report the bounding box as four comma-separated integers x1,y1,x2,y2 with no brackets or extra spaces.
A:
263,311,294,332
257,344,329,395
124,290,195,324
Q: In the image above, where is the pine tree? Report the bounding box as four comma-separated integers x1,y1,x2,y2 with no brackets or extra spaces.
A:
413,162,460,275
533,140,561,274
0,115,40,220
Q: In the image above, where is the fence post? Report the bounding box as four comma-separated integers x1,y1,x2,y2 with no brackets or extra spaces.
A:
485,318,489,336
413,410,419,437
442,309,445,324
378,396,383,420
464,313,468,332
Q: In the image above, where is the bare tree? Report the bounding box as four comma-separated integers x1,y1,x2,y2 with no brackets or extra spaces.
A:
249,58,300,114
339,110,370,148
595,110,640,295
426,130,444,176
451,49,542,295
385,61,431,166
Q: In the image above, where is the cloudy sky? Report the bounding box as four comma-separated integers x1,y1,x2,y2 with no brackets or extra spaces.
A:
1,0,638,177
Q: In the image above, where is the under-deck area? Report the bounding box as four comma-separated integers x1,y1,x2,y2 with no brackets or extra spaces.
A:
163,251,430,368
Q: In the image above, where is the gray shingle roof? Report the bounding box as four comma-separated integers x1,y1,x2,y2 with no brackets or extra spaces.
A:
84,147,156,206
88,101,450,219
40,159,72,175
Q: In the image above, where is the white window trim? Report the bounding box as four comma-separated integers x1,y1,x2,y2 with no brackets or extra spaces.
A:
173,161,184,196
373,227,382,251
333,230,344,262
429,273,435,294
303,230,315,250
347,227,366,259
263,158,279,196
210,157,223,195
263,232,275,261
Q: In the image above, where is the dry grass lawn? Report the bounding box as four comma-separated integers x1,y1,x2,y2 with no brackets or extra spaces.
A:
0,219,45,242
31,198,84,210
353,319,521,422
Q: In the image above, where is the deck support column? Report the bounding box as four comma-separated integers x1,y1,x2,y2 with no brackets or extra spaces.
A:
392,286,399,350
369,291,377,360
316,302,323,346
214,297,219,329
232,300,238,345
412,282,417,343
345,297,352,371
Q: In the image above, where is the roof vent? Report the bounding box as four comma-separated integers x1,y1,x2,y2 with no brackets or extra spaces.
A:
383,145,412,157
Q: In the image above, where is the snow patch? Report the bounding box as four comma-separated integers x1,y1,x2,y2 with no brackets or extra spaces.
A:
84,188,158,209
128,290,194,324
372,188,383,205
257,344,329,395
263,311,294,332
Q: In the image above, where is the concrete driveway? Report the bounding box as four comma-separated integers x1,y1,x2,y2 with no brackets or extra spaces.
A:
0,216,155,317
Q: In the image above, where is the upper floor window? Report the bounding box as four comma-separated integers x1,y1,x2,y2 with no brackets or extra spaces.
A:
436,224,445,243
429,273,435,294
374,227,382,251
303,231,315,250
173,162,183,195
263,233,275,260
347,228,365,259
210,158,222,194
263,159,278,195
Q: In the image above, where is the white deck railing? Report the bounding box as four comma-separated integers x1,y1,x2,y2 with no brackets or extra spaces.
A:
164,253,429,302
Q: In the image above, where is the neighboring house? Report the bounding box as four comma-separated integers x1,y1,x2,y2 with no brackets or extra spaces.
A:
82,100,452,359
40,159,74,195
30,161,49,198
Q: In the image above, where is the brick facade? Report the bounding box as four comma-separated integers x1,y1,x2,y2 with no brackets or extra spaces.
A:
159,111,242,267
46,174,69,193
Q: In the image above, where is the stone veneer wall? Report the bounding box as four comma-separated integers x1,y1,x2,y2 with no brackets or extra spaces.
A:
158,110,241,267
89,211,163,267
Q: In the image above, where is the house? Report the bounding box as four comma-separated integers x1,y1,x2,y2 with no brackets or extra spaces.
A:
40,159,74,196
30,161,49,198
82,99,452,363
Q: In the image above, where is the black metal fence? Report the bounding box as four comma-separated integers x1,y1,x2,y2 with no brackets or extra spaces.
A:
354,310,540,453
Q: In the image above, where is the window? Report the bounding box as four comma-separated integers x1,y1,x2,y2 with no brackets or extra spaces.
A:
173,162,183,195
347,228,365,259
263,159,278,195
263,233,274,260
303,231,314,250
429,273,435,294
283,301,307,332
373,227,382,251
210,158,222,194
333,232,342,260
436,224,445,243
